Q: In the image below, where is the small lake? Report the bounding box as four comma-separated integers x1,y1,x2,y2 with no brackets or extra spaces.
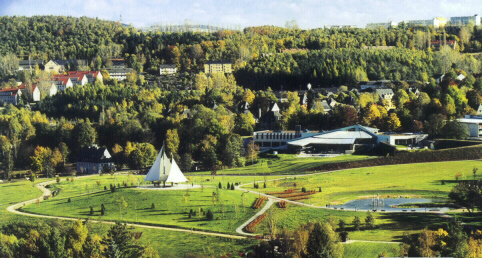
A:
330,198,450,212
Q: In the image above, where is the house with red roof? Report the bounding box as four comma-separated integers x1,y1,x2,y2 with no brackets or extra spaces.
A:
0,88,22,105
52,71,103,88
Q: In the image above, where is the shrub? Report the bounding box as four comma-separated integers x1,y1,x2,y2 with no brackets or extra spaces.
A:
319,187,322,192
206,210,214,220
219,182,222,189
104,186,107,190
263,182,266,188
301,187,307,193
67,198,71,203
231,184,235,190
151,203,155,209
89,207,94,215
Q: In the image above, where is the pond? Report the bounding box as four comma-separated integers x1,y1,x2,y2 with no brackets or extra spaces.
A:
330,197,450,212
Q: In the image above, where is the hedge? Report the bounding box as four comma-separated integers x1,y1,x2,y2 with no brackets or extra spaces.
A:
307,144,482,172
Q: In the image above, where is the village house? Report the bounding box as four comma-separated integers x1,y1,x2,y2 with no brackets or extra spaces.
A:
17,60,43,71
77,146,115,174
106,67,132,81
159,64,177,75
0,88,22,105
204,61,232,74
44,59,88,73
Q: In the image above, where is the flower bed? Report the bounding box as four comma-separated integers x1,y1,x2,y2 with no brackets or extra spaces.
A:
244,213,268,233
252,197,267,209
278,201,287,208
277,190,316,198
289,196,311,201
266,188,295,195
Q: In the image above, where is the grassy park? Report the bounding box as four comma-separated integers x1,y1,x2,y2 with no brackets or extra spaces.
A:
244,160,482,206
200,154,373,175
3,159,482,256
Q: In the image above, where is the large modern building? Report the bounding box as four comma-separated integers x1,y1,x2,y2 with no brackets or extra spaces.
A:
253,125,320,150
204,61,232,74
457,115,482,138
366,21,397,30
450,15,481,26
405,17,447,28
254,125,428,154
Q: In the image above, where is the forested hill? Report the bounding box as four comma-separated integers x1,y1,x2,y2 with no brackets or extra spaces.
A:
1,16,482,89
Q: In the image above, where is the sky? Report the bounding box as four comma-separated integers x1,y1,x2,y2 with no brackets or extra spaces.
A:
0,0,481,29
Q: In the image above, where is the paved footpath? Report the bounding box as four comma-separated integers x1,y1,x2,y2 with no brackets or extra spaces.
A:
6,180,247,240
235,198,275,236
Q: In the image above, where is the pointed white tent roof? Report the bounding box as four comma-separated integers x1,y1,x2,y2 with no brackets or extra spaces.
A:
144,146,188,183
166,157,188,183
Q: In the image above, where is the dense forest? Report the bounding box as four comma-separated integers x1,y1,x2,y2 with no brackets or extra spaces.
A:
1,16,482,89
0,16,482,178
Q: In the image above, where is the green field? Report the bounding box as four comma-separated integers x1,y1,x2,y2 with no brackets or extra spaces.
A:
343,242,401,258
197,154,373,175
244,160,482,205
20,174,284,234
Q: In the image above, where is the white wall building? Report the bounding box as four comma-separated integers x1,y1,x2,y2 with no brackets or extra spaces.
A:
160,64,177,75
457,115,482,138
450,15,481,26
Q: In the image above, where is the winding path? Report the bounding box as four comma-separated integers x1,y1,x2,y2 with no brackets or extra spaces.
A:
6,180,247,240
235,198,275,236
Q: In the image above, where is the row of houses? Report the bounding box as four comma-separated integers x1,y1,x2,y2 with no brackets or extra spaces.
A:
0,71,103,105
367,14,481,29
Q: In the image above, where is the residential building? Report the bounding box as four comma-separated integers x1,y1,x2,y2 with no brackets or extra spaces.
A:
324,25,357,29
408,87,420,96
0,88,22,105
431,40,457,50
476,104,482,115
44,59,88,73
77,146,115,174
457,115,482,138
257,103,282,130
18,60,43,71
433,74,445,84
106,67,133,81
110,58,126,68
54,78,73,91
456,74,466,81
366,21,397,29
450,15,481,26
204,61,232,74
159,64,177,75
376,88,395,110
320,98,338,113
18,83,40,102
53,71,103,87
359,80,391,90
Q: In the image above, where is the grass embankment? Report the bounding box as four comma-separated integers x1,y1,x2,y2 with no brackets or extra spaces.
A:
206,154,372,175
245,160,482,206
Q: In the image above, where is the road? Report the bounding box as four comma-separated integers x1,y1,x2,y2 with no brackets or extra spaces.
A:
235,198,275,236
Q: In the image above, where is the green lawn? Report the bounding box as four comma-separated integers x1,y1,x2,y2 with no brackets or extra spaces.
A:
22,174,271,234
244,160,482,206
195,154,373,175
343,242,400,258
256,205,451,242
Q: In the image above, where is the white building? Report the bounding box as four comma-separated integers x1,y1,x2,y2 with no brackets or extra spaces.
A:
77,146,115,174
366,21,397,29
159,64,177,75
450,15,481,26
457,115,482,138
106,68,133,81
405,17,447,28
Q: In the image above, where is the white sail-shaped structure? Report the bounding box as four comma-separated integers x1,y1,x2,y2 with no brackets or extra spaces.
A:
166,156,188,183
144,146,188,183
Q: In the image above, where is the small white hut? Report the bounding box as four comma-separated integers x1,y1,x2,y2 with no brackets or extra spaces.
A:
144,146,188,186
